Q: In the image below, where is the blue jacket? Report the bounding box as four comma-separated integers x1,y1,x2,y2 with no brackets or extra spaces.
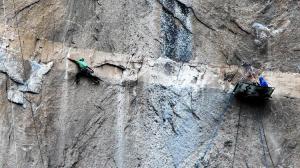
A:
259,76,269,87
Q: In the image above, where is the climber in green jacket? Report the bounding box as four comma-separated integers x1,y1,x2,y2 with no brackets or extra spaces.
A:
76,58,89,70
68,57,101,84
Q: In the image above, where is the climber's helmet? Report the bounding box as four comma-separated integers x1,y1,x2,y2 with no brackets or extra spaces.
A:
79,58,85,62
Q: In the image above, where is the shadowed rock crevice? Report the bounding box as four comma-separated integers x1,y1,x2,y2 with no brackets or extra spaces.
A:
12,0,41,19
174,0,216,31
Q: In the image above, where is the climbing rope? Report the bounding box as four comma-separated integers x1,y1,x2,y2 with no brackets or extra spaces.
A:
254,104,276,168
28,101,46,168
230,102,276,168
258,114,269,168
10,1,46,167
260,106,276,168
231,103,242,168
261,119,276,168
2,1,19,167
197,93,234,166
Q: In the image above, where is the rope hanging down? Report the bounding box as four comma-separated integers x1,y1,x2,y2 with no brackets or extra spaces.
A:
3,1,20,167
231,103,242,168
10,1,46,167
2,0,19,168
260,106,276,168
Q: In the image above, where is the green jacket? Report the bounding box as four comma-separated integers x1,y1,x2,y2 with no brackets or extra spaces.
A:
76,59,88,69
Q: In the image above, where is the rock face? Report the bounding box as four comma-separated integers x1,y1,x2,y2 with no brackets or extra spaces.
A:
1,50,53,106
0,0,299,168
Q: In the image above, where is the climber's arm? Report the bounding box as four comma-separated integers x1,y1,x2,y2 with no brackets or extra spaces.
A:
67,58,82,70
87,67,94,73
67,58,77,63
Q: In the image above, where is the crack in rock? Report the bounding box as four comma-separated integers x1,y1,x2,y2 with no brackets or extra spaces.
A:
231,19,250,35
175,0,216,31
156,0,193,34
12,0,41,19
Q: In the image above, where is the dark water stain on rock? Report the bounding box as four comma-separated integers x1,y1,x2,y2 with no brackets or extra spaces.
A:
160,0,192,62
161,11,177,61
176,27,192,62
176,0,189,16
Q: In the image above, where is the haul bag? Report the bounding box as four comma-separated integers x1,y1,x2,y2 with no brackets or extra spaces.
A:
233,82,275,99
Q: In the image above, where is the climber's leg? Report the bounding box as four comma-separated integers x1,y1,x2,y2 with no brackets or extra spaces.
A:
75,73,80,84
88,73,101,84
75,71,84,84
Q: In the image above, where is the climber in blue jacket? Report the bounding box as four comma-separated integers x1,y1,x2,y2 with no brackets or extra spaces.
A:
259,76,269,87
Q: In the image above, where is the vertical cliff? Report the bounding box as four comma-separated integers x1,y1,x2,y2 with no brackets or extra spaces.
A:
0,0,299,167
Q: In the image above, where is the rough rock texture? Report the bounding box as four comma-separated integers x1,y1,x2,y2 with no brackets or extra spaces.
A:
1,49,53,106
0,0,299,168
